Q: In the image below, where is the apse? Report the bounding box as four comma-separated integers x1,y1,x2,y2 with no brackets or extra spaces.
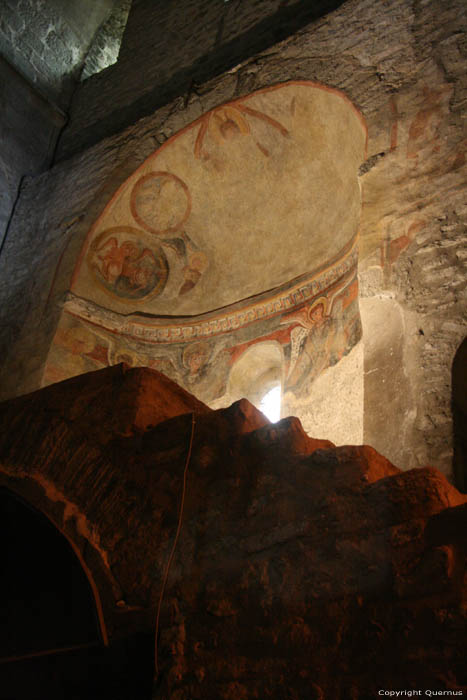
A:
44,81,366,443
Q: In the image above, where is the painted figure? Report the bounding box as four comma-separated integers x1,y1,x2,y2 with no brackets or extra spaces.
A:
88,229,169,301
95,237,157,290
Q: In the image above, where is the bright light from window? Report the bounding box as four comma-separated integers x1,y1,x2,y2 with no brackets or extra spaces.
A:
259,385,281,423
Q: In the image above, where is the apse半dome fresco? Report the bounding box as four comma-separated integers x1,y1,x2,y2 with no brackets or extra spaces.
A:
71,82,366,315
44,81,366,431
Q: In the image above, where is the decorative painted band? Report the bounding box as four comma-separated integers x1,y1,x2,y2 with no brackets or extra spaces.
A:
65,245,358,345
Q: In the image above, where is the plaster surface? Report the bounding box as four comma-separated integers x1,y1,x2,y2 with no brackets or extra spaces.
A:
283,339,364,446
360,296,417,469
72,82,365,315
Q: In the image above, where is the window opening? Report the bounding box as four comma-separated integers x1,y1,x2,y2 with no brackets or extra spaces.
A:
259,384,282,423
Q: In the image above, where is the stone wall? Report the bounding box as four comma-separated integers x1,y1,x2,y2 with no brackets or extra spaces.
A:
0,56,65,249
0,0,122,274
0,0,465,480
0,0,118,108
56,0,347,159
282,341,364,446
80,0,132,82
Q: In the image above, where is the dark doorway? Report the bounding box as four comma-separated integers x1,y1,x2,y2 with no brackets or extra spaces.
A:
0,488,100,659
0,488,154,699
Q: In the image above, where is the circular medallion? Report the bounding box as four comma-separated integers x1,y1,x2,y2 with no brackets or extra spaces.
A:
130,171,191,236
87,226,169,301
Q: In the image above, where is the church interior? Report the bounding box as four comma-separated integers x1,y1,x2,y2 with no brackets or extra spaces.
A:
0,0,466,697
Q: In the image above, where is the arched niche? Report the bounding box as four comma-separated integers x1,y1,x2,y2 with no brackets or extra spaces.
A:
44,81,366,442
452,337,467,492
223,341,284,420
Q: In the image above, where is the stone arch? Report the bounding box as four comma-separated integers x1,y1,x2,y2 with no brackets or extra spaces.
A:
0,364,212,617
0,364,213,696
0,472,156,696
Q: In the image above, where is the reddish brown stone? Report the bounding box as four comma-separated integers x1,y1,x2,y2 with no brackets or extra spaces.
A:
0,365,466,698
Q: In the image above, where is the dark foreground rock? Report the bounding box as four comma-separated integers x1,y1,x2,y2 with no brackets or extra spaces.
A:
0,365,465,699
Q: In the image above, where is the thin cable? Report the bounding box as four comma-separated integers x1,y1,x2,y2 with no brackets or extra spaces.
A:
154,412,196,677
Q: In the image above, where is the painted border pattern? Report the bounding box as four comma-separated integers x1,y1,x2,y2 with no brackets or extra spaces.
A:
66,243,358,345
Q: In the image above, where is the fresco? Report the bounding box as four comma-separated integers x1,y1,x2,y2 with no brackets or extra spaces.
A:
42,315,110,387
193,102,290,160
47,243,360,405
45,82,366,417
282,278,361,395
359,79,459,267
87,227,168,301
68,239,358,344
130,172,191,235
71,81,366,316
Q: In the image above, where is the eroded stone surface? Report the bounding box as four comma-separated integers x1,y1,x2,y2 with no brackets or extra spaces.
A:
0,366,465,698
0,0,118,107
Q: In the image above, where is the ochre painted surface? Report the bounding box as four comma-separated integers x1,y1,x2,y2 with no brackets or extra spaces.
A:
45,256,360,403
45,83,366,412
72,82,366,315
359,82,455,266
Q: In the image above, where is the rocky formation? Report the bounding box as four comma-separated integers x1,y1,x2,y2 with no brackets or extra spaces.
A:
0,364,466,698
